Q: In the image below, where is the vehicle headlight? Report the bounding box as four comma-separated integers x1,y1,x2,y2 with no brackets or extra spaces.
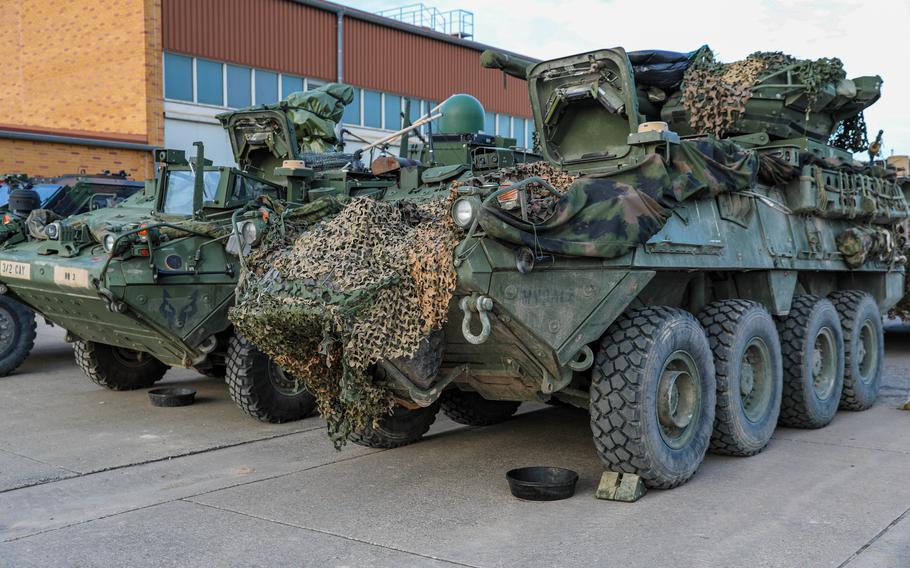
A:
45,222,61,240
451,198,477,229
103,233,116,253
239,220,260,245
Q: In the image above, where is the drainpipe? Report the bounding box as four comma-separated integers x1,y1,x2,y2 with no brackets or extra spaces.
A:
336,12,343,83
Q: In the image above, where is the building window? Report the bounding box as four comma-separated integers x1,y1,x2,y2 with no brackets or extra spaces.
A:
196,59,223,106
363,90,382,128
407,98,421,124
227,65,251,108
514,118,526,147
282,75,303,98
384,95,402,130
497,114,511,137
343,88,361,125
307,79,326,91
255,70,278,105
483,112,494,135
164,53,193,101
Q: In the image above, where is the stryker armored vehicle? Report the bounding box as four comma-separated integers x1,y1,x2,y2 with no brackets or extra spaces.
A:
0,85,534,424
0,172,142,375
232,47,906,489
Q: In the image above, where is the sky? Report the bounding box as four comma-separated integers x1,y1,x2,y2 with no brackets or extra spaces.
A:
341,0,909,158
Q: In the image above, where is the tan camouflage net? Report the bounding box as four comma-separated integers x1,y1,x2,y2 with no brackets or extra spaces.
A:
682,49,845,137
230,197,458,447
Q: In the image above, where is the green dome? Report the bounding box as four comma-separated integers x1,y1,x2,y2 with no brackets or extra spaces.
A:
437,94,485,134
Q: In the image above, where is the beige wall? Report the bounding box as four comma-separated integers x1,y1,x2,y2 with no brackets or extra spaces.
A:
0,0,162,177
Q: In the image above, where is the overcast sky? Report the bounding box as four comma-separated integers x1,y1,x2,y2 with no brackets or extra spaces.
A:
344,0,909,158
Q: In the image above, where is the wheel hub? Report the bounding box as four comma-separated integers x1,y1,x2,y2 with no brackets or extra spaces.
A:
740,360,755,397
857,319,878,384
657,351,701,449
811,327,837,400
268,361,307,397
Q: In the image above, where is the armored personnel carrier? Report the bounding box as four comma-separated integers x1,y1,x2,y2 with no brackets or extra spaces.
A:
232,47,906,489
0,85,534,424
0,172,142,376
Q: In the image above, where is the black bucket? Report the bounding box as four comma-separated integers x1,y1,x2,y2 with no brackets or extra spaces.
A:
148,387,197,407
506,466,579,501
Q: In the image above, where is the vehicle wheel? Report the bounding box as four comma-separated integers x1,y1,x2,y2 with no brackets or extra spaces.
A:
225,334,317,423
698,300,783,456
348,402,440,449
0,296,36,376
829,290,882,411
776,295,845,428
591,307,716,489
440,389,520,426
74,340,168,390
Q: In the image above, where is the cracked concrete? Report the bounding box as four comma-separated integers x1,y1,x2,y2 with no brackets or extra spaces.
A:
0,322,908,567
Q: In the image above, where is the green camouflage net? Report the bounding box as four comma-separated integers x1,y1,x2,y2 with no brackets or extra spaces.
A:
682,48,846,137
829,112,870,153
230,197,458,447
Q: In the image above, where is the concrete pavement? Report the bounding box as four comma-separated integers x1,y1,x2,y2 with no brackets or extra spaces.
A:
1,322,908,567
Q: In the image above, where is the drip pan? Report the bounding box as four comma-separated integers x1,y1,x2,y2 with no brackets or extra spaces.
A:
506,466,579,501
148,387,197,407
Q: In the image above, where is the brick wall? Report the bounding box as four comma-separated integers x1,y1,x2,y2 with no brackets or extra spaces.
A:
0,139,154,179
0,0,161,178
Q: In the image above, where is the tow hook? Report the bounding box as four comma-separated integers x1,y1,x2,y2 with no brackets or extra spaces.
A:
460,295,493,345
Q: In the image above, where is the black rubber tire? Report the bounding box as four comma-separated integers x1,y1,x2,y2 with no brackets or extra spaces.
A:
348,402,440,449
225,334,317,423
0,296,36,377
590,307,716,489
440,389,520,426
74,340,168,390
829,290,883,411
776,295,845,429
698,300,783,456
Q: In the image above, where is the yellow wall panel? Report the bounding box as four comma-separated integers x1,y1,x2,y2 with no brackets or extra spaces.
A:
0,139,154,180
0,0,161,145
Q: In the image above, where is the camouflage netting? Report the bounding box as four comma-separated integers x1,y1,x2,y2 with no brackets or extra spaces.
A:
230,197,459,447
474,138,788,257
681,47,846,137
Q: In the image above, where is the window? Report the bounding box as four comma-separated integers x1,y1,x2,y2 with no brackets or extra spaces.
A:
227,65,251,108
307,79,326,91
407,98,421,124
162,170,221,215
231,176,280,204
282,75,303,98
483,112,494,134
514,118,526,147
384,95,402,130
497,114,511,137
164,53,192,101
196,59,223,106
363,90,381,128
255,70,278,105
343,88,361,125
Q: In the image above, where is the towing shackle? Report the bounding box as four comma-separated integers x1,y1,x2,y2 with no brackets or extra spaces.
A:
460,295,493,345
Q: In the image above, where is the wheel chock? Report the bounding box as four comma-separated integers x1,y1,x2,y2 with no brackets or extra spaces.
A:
595,471,646,502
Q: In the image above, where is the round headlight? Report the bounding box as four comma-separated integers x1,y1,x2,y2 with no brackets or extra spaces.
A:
240,220,259,245
45,222,60,240
103,233,116,253
451,198,476,228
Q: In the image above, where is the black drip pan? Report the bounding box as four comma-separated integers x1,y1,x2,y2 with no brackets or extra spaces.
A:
148,387,197,407
506,466,579,501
